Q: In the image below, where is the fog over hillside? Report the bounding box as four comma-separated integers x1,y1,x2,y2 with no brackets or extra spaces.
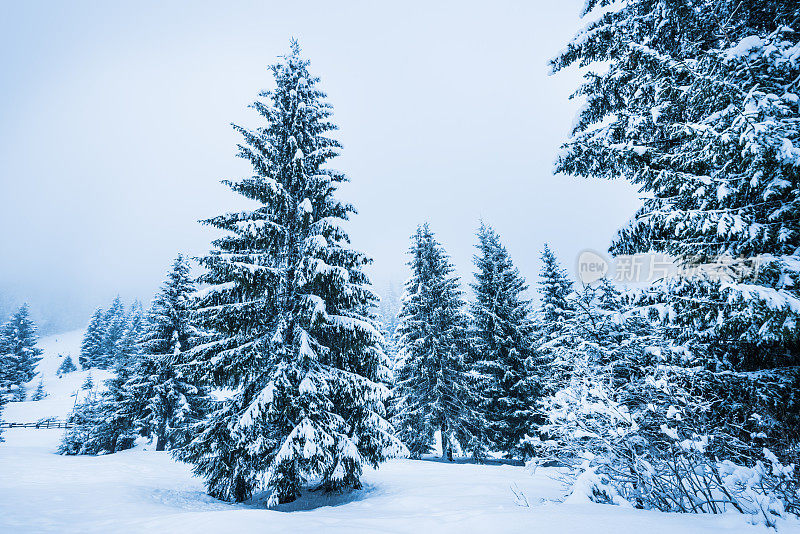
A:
0,0,639,333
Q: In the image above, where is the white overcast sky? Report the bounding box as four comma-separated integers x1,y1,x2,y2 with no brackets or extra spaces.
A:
0,0,641,333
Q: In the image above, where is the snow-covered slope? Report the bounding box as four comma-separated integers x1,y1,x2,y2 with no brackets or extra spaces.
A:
3,330,113,423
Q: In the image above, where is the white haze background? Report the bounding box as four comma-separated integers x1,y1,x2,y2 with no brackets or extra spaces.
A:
0,0,641,332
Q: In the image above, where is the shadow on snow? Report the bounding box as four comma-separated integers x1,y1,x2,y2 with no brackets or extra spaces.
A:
249,483,381,512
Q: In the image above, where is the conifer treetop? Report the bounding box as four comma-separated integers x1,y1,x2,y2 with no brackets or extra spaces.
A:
538,244,574,325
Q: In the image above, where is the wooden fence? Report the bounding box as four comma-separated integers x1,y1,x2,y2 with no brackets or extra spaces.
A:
0,420,73,429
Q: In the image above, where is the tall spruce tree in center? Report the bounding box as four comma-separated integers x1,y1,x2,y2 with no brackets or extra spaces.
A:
470,224,536,456
179,42,404,504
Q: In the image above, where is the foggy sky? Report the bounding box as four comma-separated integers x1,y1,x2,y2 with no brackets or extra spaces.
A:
0,0,641,334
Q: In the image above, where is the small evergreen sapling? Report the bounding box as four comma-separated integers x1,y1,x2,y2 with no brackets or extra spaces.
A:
59,390,138,455
61,367,141,455
82,374,94,391
31,380,46,401
57,355,77,376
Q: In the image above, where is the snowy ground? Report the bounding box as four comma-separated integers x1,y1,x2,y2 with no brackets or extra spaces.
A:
1,332,797,533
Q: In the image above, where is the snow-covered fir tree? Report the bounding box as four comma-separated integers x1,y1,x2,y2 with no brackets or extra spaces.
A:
78,296,135,370
377,282,402,335
545,0,800,518
0,393,4,443
177,42,405,504
114,300,145,367
374,282,403,422
79,308,105,369
537,244,574,327
128,255,209,451
0,335,11,392
552,0,800,371
130,334,208,451
392,224,485,460
59,380,139,455
532,279,800,521
61,258,202,457
31,379,46,401
0,304,43,390
531,245,576,399
532,280,655,460
61,361,143,455
57,354,77,376
377,281,402,367
100,296,127,368
469,223,536,456
520,245,586,457
81,373,94,390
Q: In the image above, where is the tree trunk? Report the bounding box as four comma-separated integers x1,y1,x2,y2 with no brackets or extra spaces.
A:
441,422,453,461
233,475,250,503
156,434,166,451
